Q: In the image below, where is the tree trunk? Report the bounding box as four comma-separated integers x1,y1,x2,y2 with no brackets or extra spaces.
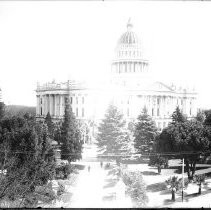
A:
185,161,191,180
198,184,201,195
158,165,161,174
171,190,175,201
191,162,196,178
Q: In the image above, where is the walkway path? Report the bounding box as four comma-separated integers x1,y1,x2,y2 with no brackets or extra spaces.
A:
67,163,105,208
61,144,132,208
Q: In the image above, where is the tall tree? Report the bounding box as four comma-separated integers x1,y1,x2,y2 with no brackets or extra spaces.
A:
45,112,54,138
0,102,5,120
171,106,186,124
97,104,128,154
196,110,205,123
204,109,211,126
134,107,158,153
0,116,56,204
156,120,210,179
60,97,82,162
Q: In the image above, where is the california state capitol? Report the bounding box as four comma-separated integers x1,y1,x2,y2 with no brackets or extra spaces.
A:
36,20,197,143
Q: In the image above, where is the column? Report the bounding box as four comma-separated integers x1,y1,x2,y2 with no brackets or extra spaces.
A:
54,95,57,117
49,94,51,115
51,95,54,116
43,95,45,116
59,95,63,117
44,95,47,115
36,95,39,115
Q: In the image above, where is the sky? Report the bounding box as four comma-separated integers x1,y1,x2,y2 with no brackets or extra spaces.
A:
0,1,211,109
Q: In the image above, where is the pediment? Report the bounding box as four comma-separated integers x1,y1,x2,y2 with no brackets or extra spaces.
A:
146,82,175,92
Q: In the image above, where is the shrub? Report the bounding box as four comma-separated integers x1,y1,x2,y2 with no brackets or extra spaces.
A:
193,174,206,194
57,183,65,196
19,182,57,208
122,170,148,207
55,164,75,179
165,176,182,201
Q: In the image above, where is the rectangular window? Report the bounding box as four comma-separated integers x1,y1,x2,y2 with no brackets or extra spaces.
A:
82,97,84,104
152,108,154,116
40,98,42,104
157,98,160,105
190,108,192,116
76,108,78,117
70,97,73,104
127,108,129,117
76,97,78,104
157,108,160,116
82,108,84,117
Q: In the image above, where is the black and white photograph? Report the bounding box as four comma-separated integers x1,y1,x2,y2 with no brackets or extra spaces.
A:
0,0,211,208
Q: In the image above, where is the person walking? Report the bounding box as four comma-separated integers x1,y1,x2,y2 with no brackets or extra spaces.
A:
88,165,91,172
100,161,103,168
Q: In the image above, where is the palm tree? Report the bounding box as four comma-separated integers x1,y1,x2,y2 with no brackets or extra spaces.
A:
165,176,182,201
193,174,206,195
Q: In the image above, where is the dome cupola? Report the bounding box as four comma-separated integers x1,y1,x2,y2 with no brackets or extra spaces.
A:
115,19,141,59
118,19,139,45
111,19,149,82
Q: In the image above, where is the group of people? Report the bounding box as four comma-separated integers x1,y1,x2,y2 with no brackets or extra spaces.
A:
87,161,107,172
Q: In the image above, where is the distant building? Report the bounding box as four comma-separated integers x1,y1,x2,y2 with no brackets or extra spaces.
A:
36,20,197,142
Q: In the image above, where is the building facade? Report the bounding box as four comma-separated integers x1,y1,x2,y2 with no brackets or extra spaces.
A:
36,20,197,141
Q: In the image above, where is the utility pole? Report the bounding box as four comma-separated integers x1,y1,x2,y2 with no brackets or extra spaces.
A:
182,158,184,202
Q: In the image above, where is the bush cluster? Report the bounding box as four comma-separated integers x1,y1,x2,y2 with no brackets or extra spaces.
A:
121,170,148,207
55,164,74,179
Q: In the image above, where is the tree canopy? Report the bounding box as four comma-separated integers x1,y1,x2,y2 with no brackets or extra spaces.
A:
97,104,130,155
156,120,211,179
134,107,158,153
45,112,54,138
0,115,56,203
60,97,82,162
0,102,5,120
171,106,187,124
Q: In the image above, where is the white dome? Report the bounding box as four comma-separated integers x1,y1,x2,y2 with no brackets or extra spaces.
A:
116,19,141,59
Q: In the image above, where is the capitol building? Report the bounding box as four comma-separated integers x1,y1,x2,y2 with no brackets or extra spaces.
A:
36,20,197,142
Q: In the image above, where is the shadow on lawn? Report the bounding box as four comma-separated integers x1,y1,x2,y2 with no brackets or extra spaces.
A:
103,178,118,189
141,171,158,176
159,189,171,195
167,166,210,174
147,182,167,192
102,193,116,201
